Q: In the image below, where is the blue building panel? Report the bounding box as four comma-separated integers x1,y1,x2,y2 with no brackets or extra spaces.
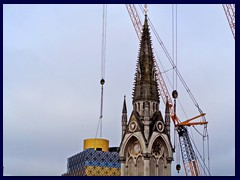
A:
64,148,120,176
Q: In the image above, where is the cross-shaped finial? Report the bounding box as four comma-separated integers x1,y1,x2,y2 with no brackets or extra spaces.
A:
144,4,148,15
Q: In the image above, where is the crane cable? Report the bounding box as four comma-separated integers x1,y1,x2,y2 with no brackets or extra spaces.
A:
95,4,107,139
172,3,181,168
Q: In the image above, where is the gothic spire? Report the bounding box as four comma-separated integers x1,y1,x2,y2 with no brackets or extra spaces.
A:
132,14,159,104
122,95,127,113
121,95,127,139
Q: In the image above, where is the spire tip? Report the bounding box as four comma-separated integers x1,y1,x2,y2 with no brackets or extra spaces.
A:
144,4,148,15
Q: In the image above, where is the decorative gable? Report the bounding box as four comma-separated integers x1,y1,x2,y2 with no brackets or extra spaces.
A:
127,114,141,133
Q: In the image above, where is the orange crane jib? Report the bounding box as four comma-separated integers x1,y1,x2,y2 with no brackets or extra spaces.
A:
174,113,207,127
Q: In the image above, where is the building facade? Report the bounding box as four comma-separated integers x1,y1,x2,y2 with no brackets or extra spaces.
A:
119,14,173,176
62,139,120,176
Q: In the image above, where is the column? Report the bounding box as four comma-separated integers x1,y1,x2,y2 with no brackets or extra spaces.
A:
166,157,173,176
119,156,126,176
143,153,151,176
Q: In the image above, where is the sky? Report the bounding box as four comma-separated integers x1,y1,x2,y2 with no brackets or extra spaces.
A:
3,4,235,176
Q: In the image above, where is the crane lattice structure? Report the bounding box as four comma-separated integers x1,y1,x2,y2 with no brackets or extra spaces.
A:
222,4,235,39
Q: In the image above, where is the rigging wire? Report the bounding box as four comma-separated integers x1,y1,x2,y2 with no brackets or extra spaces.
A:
207,133,210,173
95,4,107,139
172,4,181,165
101,5,107,80
172,4,175,90
175,4,180,166
154,49,188,120
175,4,178,91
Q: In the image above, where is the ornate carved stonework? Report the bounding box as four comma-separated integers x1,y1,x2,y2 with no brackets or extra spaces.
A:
128,140,142,157
129,121,137,132
156,121,165,133
142,153,151,160
152,139,165,158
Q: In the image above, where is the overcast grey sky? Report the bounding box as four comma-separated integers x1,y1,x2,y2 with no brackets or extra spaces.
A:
3,4,235,176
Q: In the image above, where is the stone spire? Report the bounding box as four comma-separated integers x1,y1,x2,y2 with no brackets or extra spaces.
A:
122,95,127,113
119,11,174,176
121,95,127,139
132,14,159,105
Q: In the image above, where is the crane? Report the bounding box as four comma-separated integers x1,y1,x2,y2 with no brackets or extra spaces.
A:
222,4,235,39
125,4,210,176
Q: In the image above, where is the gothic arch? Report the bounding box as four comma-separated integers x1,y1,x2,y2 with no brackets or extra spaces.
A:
150,135,170,176
119,133,145,157
148,132,173,159
122,135,144,176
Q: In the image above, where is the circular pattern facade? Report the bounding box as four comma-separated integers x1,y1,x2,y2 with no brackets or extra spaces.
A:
129,121,137,132
156,121,164,133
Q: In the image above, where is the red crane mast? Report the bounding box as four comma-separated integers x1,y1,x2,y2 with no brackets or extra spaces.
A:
222,4,235,39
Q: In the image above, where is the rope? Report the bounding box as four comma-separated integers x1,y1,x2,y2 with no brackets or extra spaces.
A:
172,4,175,90
175,4,178,90
95,4,107,139
207,133,210,173
101,5,107,79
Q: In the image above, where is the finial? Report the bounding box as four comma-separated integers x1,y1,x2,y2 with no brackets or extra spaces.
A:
144,4,148,15
122,95,127,113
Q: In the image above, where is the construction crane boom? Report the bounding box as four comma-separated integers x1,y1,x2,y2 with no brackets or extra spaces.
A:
222,4,235,39
178,126,200,176
125,4,142,40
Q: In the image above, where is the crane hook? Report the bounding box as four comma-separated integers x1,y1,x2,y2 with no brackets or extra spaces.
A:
176,164,181,173
100,78,105,85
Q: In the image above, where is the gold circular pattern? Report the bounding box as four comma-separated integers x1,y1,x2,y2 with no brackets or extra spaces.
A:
128,141,142,156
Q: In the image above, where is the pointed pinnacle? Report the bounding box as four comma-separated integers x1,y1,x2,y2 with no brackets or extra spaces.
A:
122,95,127,113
